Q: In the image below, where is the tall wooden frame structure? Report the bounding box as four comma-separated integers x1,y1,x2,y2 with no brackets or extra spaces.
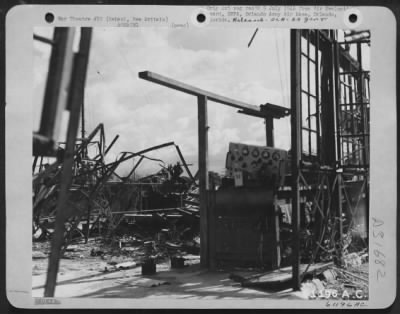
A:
290,29,370,289
139,71,289,267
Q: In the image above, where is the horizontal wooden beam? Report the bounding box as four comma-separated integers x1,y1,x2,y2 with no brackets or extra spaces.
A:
139,71,260,112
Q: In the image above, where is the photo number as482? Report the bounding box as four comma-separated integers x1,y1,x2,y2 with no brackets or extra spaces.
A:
372,217,385,281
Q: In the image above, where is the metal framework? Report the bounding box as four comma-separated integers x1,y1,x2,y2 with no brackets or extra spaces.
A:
139,71,289,268
290,29,370,290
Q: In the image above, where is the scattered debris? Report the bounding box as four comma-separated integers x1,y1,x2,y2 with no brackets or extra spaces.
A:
343,252,362,268
320,269,337,284
298,252,368,300
33,124,202,277
32,104,368,298
230,262,332,288
32,251,47,259
116,278,171,288
90,248,104,257
115,261,139,270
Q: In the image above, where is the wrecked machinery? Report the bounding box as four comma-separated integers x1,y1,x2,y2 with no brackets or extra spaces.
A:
33,123,200,253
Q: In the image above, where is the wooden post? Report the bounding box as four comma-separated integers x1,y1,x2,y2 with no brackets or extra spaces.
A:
265,116,274,147
136,71,292,270
272,195,281,268
198,95,209,267
208,174,216,271
44,28,92,297
337,173,343,265
81,97,86,155
39,28,76,143
290,29,302,290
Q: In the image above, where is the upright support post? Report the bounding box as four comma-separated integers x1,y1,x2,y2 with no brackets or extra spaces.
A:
79,96,87,160
44,28,92,297
197,95,209,267
333,41,342,167
357,43,368,166
81,98,85,150
265,116,274,147
290,29,302,290
336,173,343,265
272,195,281,268
39,28,76,144
208,173,216,271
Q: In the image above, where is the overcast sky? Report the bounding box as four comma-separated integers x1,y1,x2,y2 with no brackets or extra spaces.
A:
33,26,292,176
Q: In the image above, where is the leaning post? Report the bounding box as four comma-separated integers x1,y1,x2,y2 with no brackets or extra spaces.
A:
197,95,209,267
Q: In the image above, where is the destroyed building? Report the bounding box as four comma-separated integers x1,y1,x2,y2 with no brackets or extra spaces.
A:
32,27,370,299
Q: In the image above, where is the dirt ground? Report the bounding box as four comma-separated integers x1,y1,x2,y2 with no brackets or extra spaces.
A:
32,239,305,299
32,239,368,300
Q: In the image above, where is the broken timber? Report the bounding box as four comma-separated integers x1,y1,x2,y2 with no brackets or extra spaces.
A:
44,28,92,297
230,262,333,289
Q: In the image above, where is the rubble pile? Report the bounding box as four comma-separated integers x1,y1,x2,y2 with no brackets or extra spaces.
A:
33,124,201,263
300,250,368,300
32,124,368,296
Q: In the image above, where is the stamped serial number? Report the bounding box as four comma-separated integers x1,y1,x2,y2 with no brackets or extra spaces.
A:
372,217,386,281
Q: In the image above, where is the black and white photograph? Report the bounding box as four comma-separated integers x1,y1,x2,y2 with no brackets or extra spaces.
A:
31,25,371,300
4,4,397,310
